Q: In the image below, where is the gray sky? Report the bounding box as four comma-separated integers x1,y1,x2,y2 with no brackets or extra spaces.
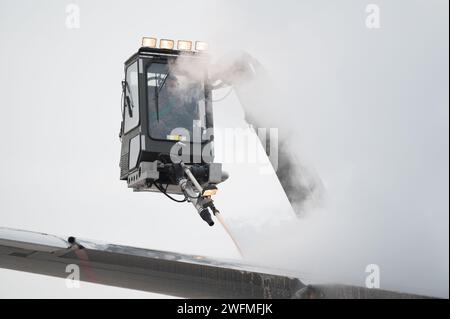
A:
0,0,448,298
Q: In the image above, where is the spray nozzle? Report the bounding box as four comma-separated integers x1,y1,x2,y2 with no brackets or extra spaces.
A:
199,209,214,226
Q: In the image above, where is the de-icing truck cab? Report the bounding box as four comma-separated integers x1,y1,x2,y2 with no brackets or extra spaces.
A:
119,37,227,226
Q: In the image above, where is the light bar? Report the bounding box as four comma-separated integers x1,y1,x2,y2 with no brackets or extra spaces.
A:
141,37,157,48
177,40,192,51
140,37,207,52
195,41,208,51
160,39,175,50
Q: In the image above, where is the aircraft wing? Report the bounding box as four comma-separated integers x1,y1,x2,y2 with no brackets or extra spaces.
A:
0,227,430,299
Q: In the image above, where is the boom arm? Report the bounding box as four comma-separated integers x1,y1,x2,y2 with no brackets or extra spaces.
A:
210,52,323,217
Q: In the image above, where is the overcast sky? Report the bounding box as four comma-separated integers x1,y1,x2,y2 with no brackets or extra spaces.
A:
0,0,448,298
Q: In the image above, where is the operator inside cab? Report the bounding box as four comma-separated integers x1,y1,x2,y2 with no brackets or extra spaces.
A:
147,62,206,142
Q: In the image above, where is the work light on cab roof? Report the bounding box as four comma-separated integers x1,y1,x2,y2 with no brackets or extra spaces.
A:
141,37,208,52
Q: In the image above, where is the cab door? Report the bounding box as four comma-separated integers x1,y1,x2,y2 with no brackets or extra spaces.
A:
119,59,141,179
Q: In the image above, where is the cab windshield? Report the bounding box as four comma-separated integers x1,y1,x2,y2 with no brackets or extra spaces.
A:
147,61,206,142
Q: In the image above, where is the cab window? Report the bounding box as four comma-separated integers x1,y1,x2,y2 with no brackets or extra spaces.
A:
147,62,206,141
124,61,140,133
